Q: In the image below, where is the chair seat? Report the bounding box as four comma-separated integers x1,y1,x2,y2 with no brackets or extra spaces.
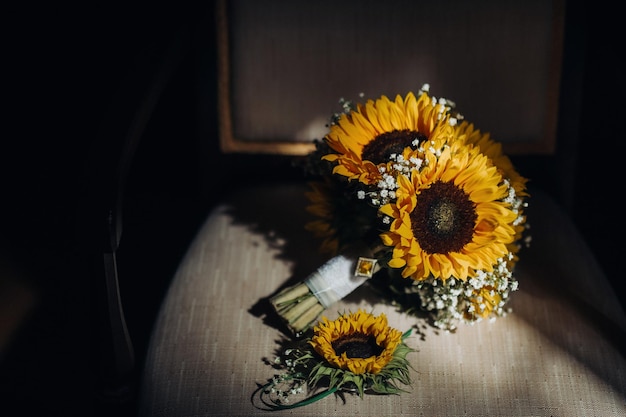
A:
139,182,626,416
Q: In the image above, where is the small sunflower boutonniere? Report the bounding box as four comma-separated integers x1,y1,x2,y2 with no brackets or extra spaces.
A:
253,310,414,410
270,83,530,333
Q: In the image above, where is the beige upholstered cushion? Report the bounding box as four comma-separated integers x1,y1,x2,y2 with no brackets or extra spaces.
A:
139,183,626,416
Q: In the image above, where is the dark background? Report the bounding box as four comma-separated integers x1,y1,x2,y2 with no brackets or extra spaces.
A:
1,1,623,416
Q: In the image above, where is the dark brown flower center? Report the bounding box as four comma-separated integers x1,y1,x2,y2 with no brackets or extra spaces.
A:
410,180,477,254
361,129,426,164
332,332,383,359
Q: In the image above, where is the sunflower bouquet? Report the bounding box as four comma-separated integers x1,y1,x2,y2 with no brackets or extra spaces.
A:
253,310,414,410
270,84,529,334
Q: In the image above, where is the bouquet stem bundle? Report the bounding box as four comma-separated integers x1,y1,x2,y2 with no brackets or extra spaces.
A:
271,85,529,332
270,252,380,336
270,283,325,337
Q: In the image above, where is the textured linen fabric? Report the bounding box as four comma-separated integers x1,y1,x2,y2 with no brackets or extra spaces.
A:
139,183,626,417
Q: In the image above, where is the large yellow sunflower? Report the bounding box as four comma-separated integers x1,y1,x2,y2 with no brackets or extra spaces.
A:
309,310,403,375
379,143,519,281
322,91,456,185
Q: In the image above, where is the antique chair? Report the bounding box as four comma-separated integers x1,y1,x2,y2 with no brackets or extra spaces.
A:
86,23,194,415
137,1,625,415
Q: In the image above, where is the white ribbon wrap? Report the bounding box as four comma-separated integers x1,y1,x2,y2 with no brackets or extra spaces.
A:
304,254,370,308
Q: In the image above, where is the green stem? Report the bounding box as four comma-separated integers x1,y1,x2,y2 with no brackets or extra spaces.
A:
257,383,338,411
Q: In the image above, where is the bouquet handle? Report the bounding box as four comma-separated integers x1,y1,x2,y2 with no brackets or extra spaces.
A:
270,250,380,336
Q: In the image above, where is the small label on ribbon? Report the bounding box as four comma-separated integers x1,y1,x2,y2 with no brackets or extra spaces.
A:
355,257,379,278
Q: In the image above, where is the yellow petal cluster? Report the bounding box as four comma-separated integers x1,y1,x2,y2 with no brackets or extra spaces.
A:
454,121,528,197
465,285,503,320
